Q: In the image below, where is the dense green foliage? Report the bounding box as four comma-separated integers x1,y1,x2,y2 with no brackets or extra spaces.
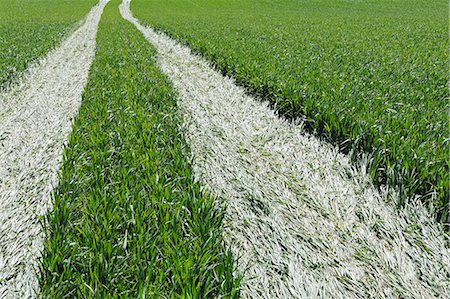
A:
132,0,449,223
0,0,96,89
40,0,240,297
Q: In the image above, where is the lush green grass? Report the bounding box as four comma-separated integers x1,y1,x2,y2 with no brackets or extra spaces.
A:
131,0,449,224
0,0,96,89
39,0,240,297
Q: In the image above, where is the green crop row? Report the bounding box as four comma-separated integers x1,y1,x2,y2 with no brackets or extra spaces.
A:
39,0,240,297
131,0,449,224
0,0,96,89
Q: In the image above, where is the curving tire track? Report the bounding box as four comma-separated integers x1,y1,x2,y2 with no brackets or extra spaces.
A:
0,0,108,297
121,1,449,298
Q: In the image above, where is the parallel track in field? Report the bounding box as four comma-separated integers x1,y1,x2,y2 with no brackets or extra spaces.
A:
0,0,447,297
121,1,449,298
0,1,108,297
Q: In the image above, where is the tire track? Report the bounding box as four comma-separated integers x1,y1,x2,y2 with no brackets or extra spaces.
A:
0,1,108,297
120,1,450,298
